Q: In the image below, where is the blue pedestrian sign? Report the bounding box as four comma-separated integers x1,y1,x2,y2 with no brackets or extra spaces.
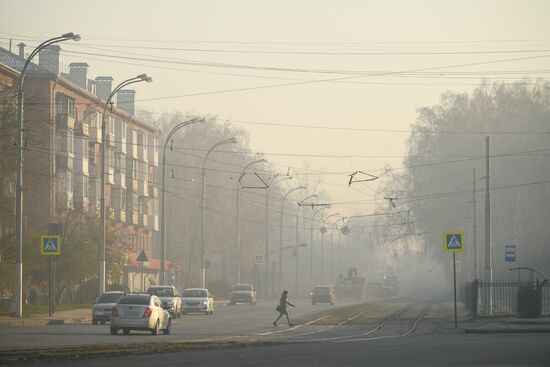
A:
444,231,464,252
505,245,516,262
41,235,61,256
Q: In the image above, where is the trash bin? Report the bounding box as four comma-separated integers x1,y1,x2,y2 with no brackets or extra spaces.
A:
517,285,541,318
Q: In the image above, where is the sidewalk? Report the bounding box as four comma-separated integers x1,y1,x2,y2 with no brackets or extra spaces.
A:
0,308,92,327
425,301,550,334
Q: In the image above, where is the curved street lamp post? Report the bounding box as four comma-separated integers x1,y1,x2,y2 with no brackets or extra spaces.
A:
14,32,81,318
235,158,267,284
310,206,329,289
278,186,305,293
201,138,237,289
159,119,203,285
99,74,152,296
265,176,292,297
321,213,339,285
295,194,318,294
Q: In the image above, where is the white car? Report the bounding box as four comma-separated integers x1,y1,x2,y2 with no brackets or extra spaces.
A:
181,288,214,315
110,293,171,335
92,291,124,325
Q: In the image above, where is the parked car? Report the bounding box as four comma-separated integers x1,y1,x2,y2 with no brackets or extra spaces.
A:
110,293,171,335
92,291,124,325
229,284,257,305
146,285,182,318
311,286,336,305
0,297,13,308
181,288,214,315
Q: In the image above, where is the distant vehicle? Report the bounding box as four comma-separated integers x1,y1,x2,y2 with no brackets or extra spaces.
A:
335,268,365,301
146,285,182,318
92,291,124,325
383,275,400,296
110,293,171,335
366,281,385,298
311,286,335,305
181,288,214,315
229,284,256,305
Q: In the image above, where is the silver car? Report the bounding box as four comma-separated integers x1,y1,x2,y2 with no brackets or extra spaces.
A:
92,291,124,325
146,285,182,318
181,288,214,315
110,294,171,335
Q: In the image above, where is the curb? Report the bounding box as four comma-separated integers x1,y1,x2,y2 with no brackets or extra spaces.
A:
465,328,550,334
0,317,91,328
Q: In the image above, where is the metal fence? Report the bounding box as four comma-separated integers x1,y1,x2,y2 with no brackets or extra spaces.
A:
464,280,549,317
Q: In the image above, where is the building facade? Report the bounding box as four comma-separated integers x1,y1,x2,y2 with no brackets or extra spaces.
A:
0,45,165,293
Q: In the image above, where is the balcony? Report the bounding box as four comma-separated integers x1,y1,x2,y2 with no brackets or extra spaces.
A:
115,208,126,224
131,211,139,226
56,154,74,170
114,171,126,189
75,121,89,137
139,214,148,228
148,184,158,198
56,113,75,131
105,133,115,148
147,215,159,231
138,180,148,197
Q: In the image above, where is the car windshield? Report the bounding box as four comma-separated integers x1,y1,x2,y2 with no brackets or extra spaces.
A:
182,289,207,297
117,295,150,305
234,285,253,291
315,287,330,292
147,287,174,297
96,293,123,303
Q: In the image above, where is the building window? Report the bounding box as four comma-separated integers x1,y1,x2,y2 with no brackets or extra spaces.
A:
83,176,89,199
115,153,125,174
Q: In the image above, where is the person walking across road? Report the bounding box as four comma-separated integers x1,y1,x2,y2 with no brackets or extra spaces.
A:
273,290,295,326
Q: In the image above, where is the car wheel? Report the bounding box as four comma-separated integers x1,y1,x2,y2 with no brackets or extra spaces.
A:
92,319,98,325
123,329,130,335
151,320,160,335
163,319,171,335
100,320,106,325
110,327,118,335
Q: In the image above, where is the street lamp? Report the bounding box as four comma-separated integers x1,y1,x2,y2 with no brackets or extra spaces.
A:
235,158,267,284
278,186,306,293
201,138,237,288
310,206,329,289
294,194,318,294
321,213,339,284
265,176,292,298
160,119,203,285
99,73,152,296
335,217,347,278
14,32,81,318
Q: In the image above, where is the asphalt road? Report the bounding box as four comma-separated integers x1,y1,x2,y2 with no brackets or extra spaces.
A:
0,300,348,349
2,299,549,366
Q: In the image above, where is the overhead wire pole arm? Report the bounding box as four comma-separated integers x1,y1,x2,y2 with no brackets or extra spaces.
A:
159,118,203,285
236,158,268,283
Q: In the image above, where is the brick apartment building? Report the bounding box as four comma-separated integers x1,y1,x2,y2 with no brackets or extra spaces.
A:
0,44,170,293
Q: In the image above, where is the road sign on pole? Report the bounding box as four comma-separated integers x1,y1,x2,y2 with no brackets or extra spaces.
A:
505,245,516,262
41,235,61,256
444,231,463,329
444,231,464,252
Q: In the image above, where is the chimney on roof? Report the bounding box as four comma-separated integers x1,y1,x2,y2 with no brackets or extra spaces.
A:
68,62,89,89
17,42,26,58
38,44,61,76
117,89,136,117
95,76,113,101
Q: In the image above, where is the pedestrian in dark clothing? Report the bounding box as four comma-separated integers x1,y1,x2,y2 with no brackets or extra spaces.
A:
273,290,295,326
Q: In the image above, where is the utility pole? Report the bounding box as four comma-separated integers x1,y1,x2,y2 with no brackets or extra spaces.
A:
295,194,317,295
484,136,492,314
473,168,479,280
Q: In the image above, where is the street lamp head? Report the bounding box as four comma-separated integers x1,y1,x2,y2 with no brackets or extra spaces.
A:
61,32,81,41
145,77,153,83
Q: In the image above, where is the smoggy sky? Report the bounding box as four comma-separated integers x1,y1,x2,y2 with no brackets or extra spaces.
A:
2,0,549,216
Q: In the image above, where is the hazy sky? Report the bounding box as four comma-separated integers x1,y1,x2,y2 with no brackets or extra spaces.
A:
2,0,549,216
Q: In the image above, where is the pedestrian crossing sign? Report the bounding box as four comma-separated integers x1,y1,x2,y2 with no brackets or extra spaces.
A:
41,235,61,256
444,231,464,252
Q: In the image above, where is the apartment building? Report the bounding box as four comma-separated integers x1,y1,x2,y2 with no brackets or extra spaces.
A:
0,45,165,291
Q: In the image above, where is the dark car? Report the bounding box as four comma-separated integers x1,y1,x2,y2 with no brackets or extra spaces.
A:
311,286,335,305
229,284,257,305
